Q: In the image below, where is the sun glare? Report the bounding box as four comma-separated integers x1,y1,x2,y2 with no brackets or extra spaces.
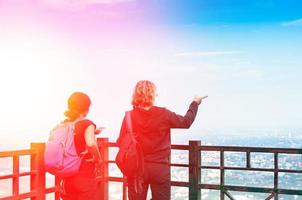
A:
0,30,70,132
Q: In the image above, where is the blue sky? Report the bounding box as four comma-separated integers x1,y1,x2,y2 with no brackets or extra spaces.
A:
143,0,302,24
145,0,302,131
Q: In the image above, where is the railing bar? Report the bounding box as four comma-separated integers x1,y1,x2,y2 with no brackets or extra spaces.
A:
19,171,37,176
0,171,41,180
200,166,302,173
171,181,190,187
171,163,190,167
108,160,191,168
110,159,302,172
171,145,190,150
278,189,302,195
0,191,37,200
201,166,274,171
278,169,302,173
0,197,18,200
0,149,37,158
19,191,37,199
199,146,302,154
0,197,17,200
107,176,127,182
110,142,200,150
109,160,188,167
95,143,302,155
45,187,59,193
199,184,302,195
104,162,190,167
0,174,14,179
200,184,274,193
200,166,220,169
105,177,191,188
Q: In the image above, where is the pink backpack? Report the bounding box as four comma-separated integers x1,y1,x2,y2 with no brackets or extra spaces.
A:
44,121,87,177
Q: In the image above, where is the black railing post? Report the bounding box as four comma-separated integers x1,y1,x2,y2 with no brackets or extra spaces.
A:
274,153,279,200
220,151,225,200
98,138,109,200
189,140,201,200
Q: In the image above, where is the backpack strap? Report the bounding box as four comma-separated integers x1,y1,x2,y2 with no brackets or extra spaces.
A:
125,111,144,180
70,119,89,157
125,111,135,137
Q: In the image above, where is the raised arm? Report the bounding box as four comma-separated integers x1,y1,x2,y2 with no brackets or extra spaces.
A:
166,96,207,129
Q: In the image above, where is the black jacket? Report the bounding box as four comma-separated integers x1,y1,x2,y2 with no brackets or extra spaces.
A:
117,101,199,164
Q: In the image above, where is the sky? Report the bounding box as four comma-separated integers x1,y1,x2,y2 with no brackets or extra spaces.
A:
0,0,302,146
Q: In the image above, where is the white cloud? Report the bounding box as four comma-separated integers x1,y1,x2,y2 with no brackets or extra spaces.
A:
281,18,302,27
236,69,264,79
174,51,242,57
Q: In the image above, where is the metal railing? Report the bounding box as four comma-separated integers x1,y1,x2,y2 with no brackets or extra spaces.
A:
198,145,302,200
99,138,302,200
0,138,301,200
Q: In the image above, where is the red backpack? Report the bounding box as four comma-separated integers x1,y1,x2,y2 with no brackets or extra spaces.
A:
115,111,144,193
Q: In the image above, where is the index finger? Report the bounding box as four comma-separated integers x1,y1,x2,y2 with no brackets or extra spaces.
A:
201,96,208,99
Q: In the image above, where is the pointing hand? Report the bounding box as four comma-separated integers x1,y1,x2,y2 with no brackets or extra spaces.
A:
194,95,208,105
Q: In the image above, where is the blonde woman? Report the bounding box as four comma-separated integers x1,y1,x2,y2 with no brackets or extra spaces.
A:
117,80,207,200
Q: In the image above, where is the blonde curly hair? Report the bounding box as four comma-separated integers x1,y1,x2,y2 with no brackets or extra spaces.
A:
131,80,157,108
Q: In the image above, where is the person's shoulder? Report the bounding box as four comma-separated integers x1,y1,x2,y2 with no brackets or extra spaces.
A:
152,106,170,114
152,106,164,111
76,119,96,127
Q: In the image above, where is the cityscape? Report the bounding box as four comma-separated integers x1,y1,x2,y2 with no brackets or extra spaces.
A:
0,129,301,199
